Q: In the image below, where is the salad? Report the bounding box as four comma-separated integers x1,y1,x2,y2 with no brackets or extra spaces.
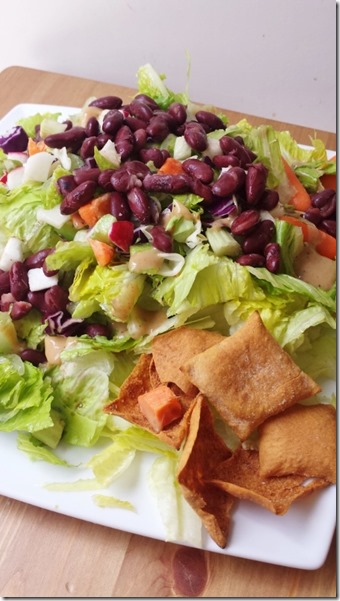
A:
0,64,336,541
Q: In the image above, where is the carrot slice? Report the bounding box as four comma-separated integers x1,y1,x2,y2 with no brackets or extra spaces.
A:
78,193,111,227
279,215,336,259
315,230,336,260
89,238,115,266
138,385,183,432
158,157,184,175
320,155,336,191
282,157,311,212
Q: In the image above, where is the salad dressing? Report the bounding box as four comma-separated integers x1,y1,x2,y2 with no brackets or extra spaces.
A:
127,306,168,339
129,247,164,273
293,245,336,290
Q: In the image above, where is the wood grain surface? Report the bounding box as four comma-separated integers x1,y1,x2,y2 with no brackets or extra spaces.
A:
0,66,336,598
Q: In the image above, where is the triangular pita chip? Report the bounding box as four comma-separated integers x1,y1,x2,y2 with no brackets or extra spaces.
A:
105,353,194,449
177,394,234,548
210,448,329,515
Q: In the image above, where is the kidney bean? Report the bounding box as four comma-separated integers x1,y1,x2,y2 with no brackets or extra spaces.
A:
74,167,100,186
182,158,214,184
167,102,187,125
44,127,86,152
139,147,165,168
98,169,115,191
127,187,152,223
146,116,170,142
195,110,225,131
102,110,124,136
264,242,281,273
19,348,46,365
109,191,131,221
150,225,173,252
95,133,112,148
27,290,48,312
319,219,336,237
80,136,98,160
245,163,268,205
125,160,151,179
1,292,15,312
184,122,208,152
191,178,213,203
242,220,274,254
44,285,69,313
133,128,148,151
25,248,54,270
114,125,135,160
42,260,58,277
124,116,148,131
63,119,73,131
258,189,279,211
143,173,192,194
56,174,77,197
9,262,29,301
236,253,266,267
84,323,112,338
304,206,322,226
212,154,241,168
110,168,142,193
219,136,256,167
230,209,260,236
0,271,10,295
60,180,97,214
310,188,335,208
129,99,154,122
134,93,160,110
10,301,32,321
85,116,100,137
211,167,246,197
319,193,336,218
89,95,123,110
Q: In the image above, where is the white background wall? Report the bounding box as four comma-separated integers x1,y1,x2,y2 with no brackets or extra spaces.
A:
0,0,336,132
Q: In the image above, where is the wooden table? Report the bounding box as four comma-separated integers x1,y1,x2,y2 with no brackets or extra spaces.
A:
0,66,336,598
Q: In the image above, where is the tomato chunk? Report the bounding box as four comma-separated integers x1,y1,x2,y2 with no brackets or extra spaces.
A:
138,385,183,432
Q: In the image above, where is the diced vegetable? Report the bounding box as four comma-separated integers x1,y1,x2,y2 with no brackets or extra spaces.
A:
320,155,336,190
158,157,184,175
0,125,28,153
138,385,183,432
89,238,115,266
282,157,312,211
78,194,111,227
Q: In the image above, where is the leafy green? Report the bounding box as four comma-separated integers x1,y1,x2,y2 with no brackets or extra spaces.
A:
137,63,188,110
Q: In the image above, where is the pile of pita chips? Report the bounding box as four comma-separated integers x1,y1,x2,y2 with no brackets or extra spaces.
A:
105,313,336,548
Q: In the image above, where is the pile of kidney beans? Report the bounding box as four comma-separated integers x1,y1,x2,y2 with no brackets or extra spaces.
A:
0,93,336,364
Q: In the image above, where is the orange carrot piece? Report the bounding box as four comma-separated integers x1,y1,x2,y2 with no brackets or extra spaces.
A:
27,137,47,155
320,155,336,191
89,238,115,266
158,157,184,175
279,215,336,259
78,193,111,227
282,157,311,212
315,230,336,260
138,385,183,432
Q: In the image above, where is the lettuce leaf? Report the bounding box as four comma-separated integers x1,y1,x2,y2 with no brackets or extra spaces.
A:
137,63,188,110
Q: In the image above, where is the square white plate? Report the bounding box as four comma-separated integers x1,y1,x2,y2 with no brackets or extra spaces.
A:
0,104,336,570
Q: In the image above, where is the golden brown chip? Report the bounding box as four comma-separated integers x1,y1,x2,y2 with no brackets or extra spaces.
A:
104,353,194,449
210,448,329,515
258,403,336,483
176,394,234,548
181,311,320,441
152,327,224,395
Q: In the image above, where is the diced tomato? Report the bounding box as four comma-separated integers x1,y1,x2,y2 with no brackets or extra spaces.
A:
138,385,183,432
0,172,7,184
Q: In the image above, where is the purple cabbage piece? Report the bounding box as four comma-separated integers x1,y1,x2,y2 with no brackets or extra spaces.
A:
0,126,29,153
44,311,83,336
209,197,237,218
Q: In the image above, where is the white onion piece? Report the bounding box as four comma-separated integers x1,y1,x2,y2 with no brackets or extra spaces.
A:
6,166,25,190
0,237,25,270
24,152,55,183
36,205,70,229
156,252,185,277
28,268,58,291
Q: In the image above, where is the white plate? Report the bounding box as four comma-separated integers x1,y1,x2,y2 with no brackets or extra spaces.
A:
0,104,336,570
